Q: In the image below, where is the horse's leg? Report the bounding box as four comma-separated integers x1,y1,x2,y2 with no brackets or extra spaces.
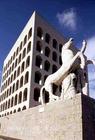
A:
47,84,59,102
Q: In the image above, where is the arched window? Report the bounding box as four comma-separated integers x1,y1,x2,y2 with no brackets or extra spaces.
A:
15,59,18,67
35,71,42,84
36,41,42,52
14,71,16,80
15,94,17,105
59,56,62,65
52,51,57,62
18,54,21,63
16,80,19,90
23,88,28,101
8,77,10,85
7,89,9,97
12,63,14,71
26,56,30,68
25,72,29,84
18,92,22,104
28,28,32,39
10,111,12,114
9,67,11,74
37,27,43,39
59,44,62,53
22,106,26,110
45,33,50,44
44,60,50,71
10,56,12,64
16,47,19,56
20,76,23,87
8,99,10,108
20,42,22,51
21,61,25,72
13,52,16,60
11,74,13,83
22,48,26,58
52,65,57,73
7,112,9,115
17,66,20,76
34,88,40,101
35,55,42,68
53,39,58,49
24,35,27,46
5,101,7,110
13,109,16,113
11,97,14,107
27,42,31,54
12,83,15,93
45,47,50,57
18,108,21,112
9,86,12,95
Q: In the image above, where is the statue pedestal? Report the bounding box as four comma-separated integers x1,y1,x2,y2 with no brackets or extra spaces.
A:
0,93,95,140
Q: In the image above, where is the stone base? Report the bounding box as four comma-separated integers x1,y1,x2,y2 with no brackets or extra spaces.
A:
0,93,95,140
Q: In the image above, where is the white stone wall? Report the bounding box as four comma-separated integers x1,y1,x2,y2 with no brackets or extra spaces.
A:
0,11,66,117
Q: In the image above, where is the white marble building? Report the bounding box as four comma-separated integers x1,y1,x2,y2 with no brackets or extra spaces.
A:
0,11,65,117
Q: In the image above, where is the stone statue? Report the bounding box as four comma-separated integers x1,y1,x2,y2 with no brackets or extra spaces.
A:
39,38,87,105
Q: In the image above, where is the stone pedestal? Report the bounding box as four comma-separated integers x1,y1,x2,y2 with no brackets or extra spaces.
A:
0,93,95,140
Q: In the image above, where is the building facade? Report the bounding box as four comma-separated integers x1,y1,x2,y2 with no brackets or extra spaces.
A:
0,11,66,117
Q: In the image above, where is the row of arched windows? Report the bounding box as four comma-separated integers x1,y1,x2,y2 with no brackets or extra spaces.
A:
0,72,29,102
36,41,62,64
0,105,27,117
1,56,30,92
3,27,32,74
37,27,63,51
2,42,31,83
35,55,61,72
0,88,28,112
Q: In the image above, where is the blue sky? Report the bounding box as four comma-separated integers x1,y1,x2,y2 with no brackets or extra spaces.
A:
0,0,95,97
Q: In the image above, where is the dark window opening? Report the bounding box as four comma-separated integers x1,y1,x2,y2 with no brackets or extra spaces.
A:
24,35,27,46
45,47,50,57
37,27,43,39
44,60,50,71
23,88,27,101
26,56,30,68
28,28,32,39
25,72,29,84
18,92,22,103
20,76,23,87
22,106,26,110
52,52,57,62
36,41,42,52
34,88,40,101
59,44,62,52
53,39,58,49
59,56,62,65
52,65,57,73
35,71,41,84
45,33,50,44
35,55,42,68
27,42,31,53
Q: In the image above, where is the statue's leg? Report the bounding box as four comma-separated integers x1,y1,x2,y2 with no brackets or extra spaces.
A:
47,84,59,102
40,86,45,105
60,80,65,100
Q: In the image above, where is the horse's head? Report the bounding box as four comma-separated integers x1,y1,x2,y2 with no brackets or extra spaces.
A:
62,38,73,50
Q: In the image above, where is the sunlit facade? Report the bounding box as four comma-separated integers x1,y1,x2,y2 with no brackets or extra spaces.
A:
0,11,65,117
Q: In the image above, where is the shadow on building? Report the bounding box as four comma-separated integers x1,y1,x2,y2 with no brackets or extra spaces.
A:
0,135,22,140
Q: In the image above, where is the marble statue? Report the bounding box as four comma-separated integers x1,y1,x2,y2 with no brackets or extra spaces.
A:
39,38,87,105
